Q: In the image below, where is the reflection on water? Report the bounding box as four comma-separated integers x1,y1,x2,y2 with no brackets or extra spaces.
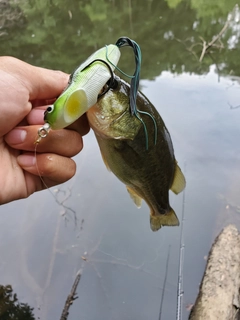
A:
0,0,240,319
1,0,240,76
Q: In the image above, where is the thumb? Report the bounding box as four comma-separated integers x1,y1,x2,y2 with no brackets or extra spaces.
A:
28,66,69,101
0,56,69,101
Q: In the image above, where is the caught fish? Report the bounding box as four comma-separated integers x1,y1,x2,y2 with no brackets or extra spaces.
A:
44,44,121,130
87,77,186,231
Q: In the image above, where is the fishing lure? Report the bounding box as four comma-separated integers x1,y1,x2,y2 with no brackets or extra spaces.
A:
37,43,121,141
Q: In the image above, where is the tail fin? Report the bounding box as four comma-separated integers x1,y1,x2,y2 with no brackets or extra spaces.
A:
150,208,179,232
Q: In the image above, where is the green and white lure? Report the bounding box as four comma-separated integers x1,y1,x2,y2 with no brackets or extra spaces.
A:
42,44,121,132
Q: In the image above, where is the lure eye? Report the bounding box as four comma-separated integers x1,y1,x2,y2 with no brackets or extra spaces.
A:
44,105,54,115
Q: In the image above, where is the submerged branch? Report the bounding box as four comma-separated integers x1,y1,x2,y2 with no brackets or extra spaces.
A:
179,5,238,63
228,102,240,110
60,270,82,320
199,19,230,62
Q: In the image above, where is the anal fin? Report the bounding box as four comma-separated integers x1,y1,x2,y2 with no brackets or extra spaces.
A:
170,162,186,195
126,186,142,208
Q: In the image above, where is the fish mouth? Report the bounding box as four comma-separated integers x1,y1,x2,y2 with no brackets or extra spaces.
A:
97,75,120,99
87,106,110,135
97,85,107,98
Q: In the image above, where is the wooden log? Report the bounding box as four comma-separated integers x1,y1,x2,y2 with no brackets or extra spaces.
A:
189,224,240,320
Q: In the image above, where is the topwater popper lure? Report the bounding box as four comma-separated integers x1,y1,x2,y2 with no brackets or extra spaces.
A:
37,44,121,140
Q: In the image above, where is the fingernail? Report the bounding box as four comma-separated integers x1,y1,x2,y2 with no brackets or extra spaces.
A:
17,155,36,167
6,129,27,144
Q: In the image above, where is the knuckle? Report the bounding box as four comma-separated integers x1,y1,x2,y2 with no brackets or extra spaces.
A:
62,131,83,156
41,154,76,181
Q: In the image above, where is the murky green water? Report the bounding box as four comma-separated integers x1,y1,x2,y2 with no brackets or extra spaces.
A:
0,0,240,319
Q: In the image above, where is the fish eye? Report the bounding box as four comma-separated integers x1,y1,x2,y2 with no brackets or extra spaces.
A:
45,105,54,114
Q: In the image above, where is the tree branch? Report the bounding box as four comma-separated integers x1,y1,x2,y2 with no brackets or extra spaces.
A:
60,269,82,320
199,18,230,62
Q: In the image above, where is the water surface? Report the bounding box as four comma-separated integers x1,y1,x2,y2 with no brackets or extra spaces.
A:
0,0,240,319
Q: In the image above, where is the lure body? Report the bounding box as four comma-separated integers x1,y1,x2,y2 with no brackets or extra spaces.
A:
44,44,121,129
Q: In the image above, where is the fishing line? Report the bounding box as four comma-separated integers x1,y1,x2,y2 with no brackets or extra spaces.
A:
159,245,171,320
34,127,57,197
34,127,78,224
34,141,56,199
176,162,187,320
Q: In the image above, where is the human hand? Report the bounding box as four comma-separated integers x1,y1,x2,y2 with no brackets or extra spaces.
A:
1,56,89,205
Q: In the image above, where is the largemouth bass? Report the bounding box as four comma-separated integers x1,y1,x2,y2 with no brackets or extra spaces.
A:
87,77,186,231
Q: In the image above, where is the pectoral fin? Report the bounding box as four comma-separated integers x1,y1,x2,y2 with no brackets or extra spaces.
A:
170,162,186,195
126,186,142,208
150,208,179,232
